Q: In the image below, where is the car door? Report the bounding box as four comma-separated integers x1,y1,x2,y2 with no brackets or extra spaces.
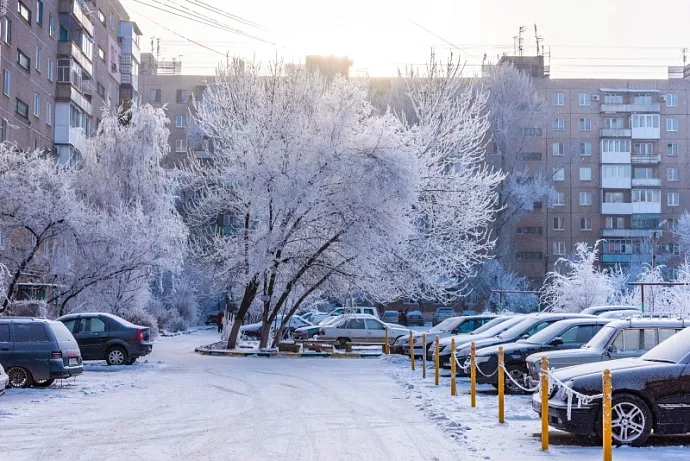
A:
75,317,110,360
556,324,601,350
344,318,367,342
364,318,386,343
0,323,12,368
607,328,656,360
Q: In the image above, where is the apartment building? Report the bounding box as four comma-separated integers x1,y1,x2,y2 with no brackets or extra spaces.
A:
493,55,690,285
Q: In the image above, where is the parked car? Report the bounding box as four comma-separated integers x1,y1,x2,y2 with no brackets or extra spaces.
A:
293,316,342,340
0,364,9,395
432,307,456,326
443,313,596,370
57,313,153,366
0,318,83,388
473,317,611,393
311,306,379,325
432,315,525,363
381,310,399,324
406,310,425,327
316,314,409,346
525,318,688,385
394,314,497,356
240,315,312,340
597,309,641,319
533,326,690,446
580,305,639,316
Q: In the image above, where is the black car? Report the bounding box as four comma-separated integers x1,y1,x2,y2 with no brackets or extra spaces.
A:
57,313,153,366
534,326,690,446
473,318,611,393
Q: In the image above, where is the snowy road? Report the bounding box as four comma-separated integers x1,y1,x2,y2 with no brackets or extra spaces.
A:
0,330,461,461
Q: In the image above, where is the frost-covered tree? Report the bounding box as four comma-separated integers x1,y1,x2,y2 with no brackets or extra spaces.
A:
672,211,690,256
467,260,536,313
540,241,625,312
185,56,503,349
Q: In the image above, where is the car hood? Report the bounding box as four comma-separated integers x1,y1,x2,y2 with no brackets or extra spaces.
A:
553,358,658,382
476,341,540,357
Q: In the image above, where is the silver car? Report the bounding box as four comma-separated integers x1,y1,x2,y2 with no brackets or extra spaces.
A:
525,318,688,382
0,364,8,396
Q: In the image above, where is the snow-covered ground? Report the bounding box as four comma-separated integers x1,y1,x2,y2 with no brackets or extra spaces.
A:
1,330,688,460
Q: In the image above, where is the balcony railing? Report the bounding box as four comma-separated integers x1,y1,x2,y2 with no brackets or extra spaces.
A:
601,253,633,264
631,154,661,164
601,151,631,164
601,202,633,215
58,0,94,37
57,41,93,78
600,103,660,113
56,82,92,115
601,228,659,238
632,202,662,214
600,128,631,137
631,178,662,187
602,177,632,189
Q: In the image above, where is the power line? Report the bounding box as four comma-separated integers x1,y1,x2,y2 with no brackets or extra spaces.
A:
184,0,262,29
406,18,483,63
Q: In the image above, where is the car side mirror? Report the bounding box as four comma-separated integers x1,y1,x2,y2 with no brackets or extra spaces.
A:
606,344,617,354
521,334,530,339
550,337,564,347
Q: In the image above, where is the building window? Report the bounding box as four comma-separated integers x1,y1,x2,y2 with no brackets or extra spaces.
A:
634,143,653,155
578,93,591,106
553,191,566,206
552,142,564,156
18,1,31,23
47,58,53,81
3,70,9,96
667,167,680,182
552,92,564,106
668,192,680,207
17,49,30,71
579,167,592,181
1,119,7,142
602,164,631,179
98,47,105,62
667,143,678,156
2,17,10,44
98,9,106,25
552,117,564,131
604,93,623,104
97,82,105,97
632,189,661,203
176,114,187,128
553,217,565,231
579,191,592,205
666,93,678,107
634,167,654,179
601,139,631,153
176,89,189,103
580,217,592,231
579,142,592,156
605,217,625,229
604,118,624,129
49,14,56,38
553,167,565,181
175,139,187,152
516,227,543,235
633,93,652,105
33,93,39,117
109,11,114,29
16,99,29,118
631,114,659,128
35,46,41,71
46,102,52,126
149,88,162,103
666,118,679,132
36,0,43,26
578,117,591,131
553,242,566,256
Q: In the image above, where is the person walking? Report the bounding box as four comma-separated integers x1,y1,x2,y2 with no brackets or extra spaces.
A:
216,311,224,334
399,309,407,326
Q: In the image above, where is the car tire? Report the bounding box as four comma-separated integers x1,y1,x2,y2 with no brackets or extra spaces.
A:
504,365,529,395
126,356,137,365
7,367,33,388
605,393,653,447
105,347,128,366
33,379,55,388
336,337,351,349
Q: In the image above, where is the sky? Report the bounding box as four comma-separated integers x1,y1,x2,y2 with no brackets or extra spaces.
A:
122,0,690,78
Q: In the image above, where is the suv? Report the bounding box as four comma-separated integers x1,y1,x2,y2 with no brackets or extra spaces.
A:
432,307,456,326
525,318,688,384
57,313,153,366
0,318,83,388
311,307,379,325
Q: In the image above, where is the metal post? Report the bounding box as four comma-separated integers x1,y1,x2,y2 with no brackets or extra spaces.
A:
602,369,612,461
537,295,541,313
499,292,504,313
470,342,476,408
409,330,415,371
540,356,549,451
498,346,505,423
641,284,645,314
434,336,440,386
450,338,457,396
384,328,389,355
422,333,427,379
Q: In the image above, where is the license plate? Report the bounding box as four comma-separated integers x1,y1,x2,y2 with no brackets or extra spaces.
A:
532,399,541,412
68,358,78,366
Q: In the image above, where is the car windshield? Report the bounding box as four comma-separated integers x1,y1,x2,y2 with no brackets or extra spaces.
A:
582,325,617,349
436,308,454,315
641,327,690,364
469,316,503,334
497,317,542,339
408,311,422,317
428,317,460,333
522,321,575,345
476,316,523,336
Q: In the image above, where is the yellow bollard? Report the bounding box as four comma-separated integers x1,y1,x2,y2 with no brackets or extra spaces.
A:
409,330,415,371
384,328,389,355
422,333,427,379
540,356,549,451
602,369,612,461
470,342,476,408
450,338,457,396
434,336,440,386
498,346,504,423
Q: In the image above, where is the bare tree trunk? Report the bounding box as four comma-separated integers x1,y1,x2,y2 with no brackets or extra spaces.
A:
259,320,271,349
226,278,258,349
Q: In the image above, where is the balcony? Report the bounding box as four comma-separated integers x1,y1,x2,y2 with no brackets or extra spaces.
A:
601,151,631,164
631,178,662,187
632,202,661,214
600,128,631,137
601,202,633,215
56,82,92,115
57,41,93,77
58,0,94,37
601,228,658,238
601,253,633,264
631,154,661,164
602,177,632,189
600,103,660,113
631,127,661,140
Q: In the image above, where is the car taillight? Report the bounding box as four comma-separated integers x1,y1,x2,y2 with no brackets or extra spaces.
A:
51,351,62,359
66,349,81,358
137,329,145,342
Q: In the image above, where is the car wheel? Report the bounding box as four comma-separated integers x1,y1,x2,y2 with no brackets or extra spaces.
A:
33,379,55,388
336,337,351,349
126,356,137,365
504,365,528,395
609,393,653,446
7,367,33,388
105,347,128,366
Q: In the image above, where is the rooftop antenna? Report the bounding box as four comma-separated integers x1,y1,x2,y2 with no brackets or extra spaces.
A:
518,26,525,57
534,24,543,56
156,38,161,61
683,48,688,66
150,37,154,55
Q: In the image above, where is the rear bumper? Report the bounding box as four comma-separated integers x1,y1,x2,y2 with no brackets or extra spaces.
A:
129,342,153,358
50,361,84,379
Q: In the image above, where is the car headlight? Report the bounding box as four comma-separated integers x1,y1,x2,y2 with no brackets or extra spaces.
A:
475,355,491,364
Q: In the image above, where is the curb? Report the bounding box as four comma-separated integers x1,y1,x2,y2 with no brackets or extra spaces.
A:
194,346,382,359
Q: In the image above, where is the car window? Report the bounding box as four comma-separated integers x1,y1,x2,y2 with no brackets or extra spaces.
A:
525,320,554,337
13,323,50,342
365,319,385,330
346,319,366,330
659,328,680,344
456,320,475,333
0,324,9,342
50,322,77,343
616,328,656,351
81,318,107,333
61,319,77,333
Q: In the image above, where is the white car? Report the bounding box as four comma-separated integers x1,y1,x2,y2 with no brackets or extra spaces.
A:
311,306,379,325
316,314,409,345
0,364,8,396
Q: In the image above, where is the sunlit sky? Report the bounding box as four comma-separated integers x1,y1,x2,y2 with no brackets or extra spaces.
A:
123,0,690,78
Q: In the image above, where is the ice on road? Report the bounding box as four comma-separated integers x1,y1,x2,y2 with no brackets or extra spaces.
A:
0,330,460,461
